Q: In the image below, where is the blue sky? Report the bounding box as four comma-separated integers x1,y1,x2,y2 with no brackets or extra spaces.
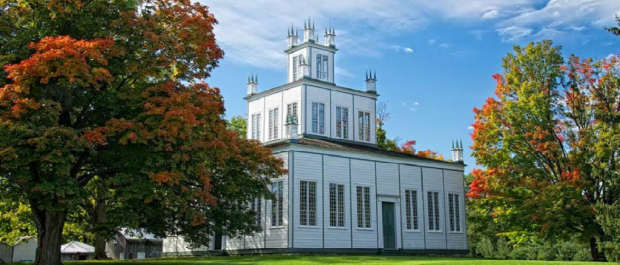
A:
199,0,619,172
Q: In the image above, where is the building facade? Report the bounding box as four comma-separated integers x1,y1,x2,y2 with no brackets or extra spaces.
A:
224,20,467,254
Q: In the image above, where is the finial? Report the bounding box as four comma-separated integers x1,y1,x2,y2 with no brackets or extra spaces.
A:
460,139,463,150
304,20,307,30
366,70,368,80
312,20,315,29
452,140,455,149
374,70,377,80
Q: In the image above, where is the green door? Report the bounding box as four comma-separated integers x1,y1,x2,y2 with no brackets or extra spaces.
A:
382,202,396,249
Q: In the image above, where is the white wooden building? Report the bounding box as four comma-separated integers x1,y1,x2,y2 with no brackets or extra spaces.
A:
223,20,468,255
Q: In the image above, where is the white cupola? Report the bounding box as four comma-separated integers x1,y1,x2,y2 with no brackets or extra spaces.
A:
287,25,298,48
247,74,258,95
324,26,336,47
365,70,377,93
451,140,464,162
303,19,315,43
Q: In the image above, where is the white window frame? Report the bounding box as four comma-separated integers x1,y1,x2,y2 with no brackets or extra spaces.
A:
311,102,325,135
271,181,284,227
251,113,261,140
250,198,262,227
285,102,298,136
292,55,299,81
335,106,349,139
329,183,346,228
427,191,441,232
405,189,420,231
448,193,462,233
358,111,371,142
300,180,317,227
356,185,372,229
268,107,279,141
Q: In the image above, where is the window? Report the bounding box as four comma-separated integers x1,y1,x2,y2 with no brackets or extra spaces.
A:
300,180,317,226
286,102,298,135
271,181,283,227
405,190,419,230
268,108,279,140
315,54,328,80
356,186,371,228
251,113,261,140
427,191,440,231
358,111,371,142
448,193,461,232
311,102,325,135
329,183,345,227
250,198,262,226
293,55,299,81
335,106,349,139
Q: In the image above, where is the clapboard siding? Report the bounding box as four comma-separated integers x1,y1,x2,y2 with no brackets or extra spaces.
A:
353,96,376,144
245,197,266,249
247,97,265,141
330,91,354,141
305,86,331,138
292,152,323,248
350,159,377,248
283,86,302,135
264,92,283,141
266,153,289,248
377,163,399,196
399,165,425,249
443,170,467,250
422,167,446,249
323,156,352,248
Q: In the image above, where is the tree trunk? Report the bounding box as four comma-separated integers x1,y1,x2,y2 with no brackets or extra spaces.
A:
91,187,110,260
590,236,606,262
32,207,67,265
92,234,109,259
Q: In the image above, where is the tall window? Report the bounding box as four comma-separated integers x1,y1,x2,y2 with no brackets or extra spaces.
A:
300,180,317,226
315,54,328,81
448,193,461,232
356,186,371,228
293,56,299,81
329,183,345,227
251,113,261,140
335,106,349,139
250,198,262,226
268,108,279,140
358,111,371,142
286,102,298,135
405,190,419,230
271,181,283,227
311,102,325,135
427,191,440,231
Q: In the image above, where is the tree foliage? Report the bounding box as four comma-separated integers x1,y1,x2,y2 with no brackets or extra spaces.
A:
0,1,285,264
227,115,247,139
470,40,620,260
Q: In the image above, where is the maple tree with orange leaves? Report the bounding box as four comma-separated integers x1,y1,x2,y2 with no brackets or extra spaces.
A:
470,40,620,260
0,1,284,264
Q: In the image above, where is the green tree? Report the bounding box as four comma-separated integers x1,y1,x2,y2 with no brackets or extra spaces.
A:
606,16,620,36
227,115,247,139
0,1,285,264
376,101,400,151
470,41,620,260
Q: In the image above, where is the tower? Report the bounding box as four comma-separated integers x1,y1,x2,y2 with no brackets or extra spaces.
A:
451,140,464,162
303,18,315,43
366,70,377,93
247,74,258,95
287,25,298,48
285,20,337,84
324,25,336,48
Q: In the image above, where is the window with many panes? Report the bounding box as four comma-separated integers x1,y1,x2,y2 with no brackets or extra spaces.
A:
427,191,440,231
271,181,283,227
292,55,300,81
315,54,328,81
250,198,262,226
286,102,298,135
251,113,261,140
335,106,349,139
356,186,371,228
358,111,371,142
311,102,325,135
268,108,279,140
300,180,317,226
448,193,461,232
329,183,345,227
405,190,419,230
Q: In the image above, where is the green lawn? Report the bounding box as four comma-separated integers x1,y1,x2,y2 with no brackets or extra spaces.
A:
57,256,608,265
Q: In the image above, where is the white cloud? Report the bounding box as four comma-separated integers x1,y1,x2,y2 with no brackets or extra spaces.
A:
409,107,417,112
439,42,450,48
405,47,414,53
414,102,419,106
390,45,414,53
497,26,533,42
428,39,436,45
481,9,500,20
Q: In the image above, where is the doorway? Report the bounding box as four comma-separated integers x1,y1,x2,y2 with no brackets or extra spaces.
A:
382,202,396,249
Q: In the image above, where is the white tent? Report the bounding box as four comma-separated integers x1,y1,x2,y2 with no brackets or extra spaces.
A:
61,241,95,261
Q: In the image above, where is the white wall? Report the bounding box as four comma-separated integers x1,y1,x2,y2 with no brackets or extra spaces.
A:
350,159,378,249
163,236,211,254
247,86,301,142
292,152,323,248
330,91,354,140
323,156,351,248
443,170,467,250
422,167,447,249
265,153,289,248
353,96,376,144
304,86,331,138
12,238,36,262
399,165,425,249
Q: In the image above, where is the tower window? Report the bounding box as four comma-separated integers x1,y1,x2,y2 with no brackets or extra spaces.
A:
315,54,328,81
292,55,302,81
311,102,325,135
336,106,349,139
358,111,371,142
251,113,261,140
268,108,279,140
271,181,283,227
286,102,298,136
427,191,440,231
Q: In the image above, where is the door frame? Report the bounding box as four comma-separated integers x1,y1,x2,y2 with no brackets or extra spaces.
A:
377,195,401,249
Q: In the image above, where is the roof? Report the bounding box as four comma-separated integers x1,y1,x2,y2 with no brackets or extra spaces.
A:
14,236,35,245
61,241,94,254
118,228,162,241
267,136,464,166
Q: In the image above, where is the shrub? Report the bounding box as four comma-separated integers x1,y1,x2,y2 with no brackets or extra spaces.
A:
509,246,531,260
496,238,512,260
476,237,495,258
555,241,581,261
574,248,593,261
535,243,557,261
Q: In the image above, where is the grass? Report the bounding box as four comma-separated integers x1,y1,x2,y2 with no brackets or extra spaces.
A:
50,255,609,265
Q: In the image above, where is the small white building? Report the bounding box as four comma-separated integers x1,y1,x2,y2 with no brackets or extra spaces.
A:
10,236,37,262
61,241,95,261
223,20,468,255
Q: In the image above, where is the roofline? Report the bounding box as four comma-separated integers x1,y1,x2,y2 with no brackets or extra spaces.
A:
284,41,338,54
244,78,379,102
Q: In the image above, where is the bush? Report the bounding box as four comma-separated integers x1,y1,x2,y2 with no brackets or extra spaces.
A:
574,248,593,261
535,243,557,261
496,238,512,260
509,246,532,260
555,241,581,261
476,237,495,258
